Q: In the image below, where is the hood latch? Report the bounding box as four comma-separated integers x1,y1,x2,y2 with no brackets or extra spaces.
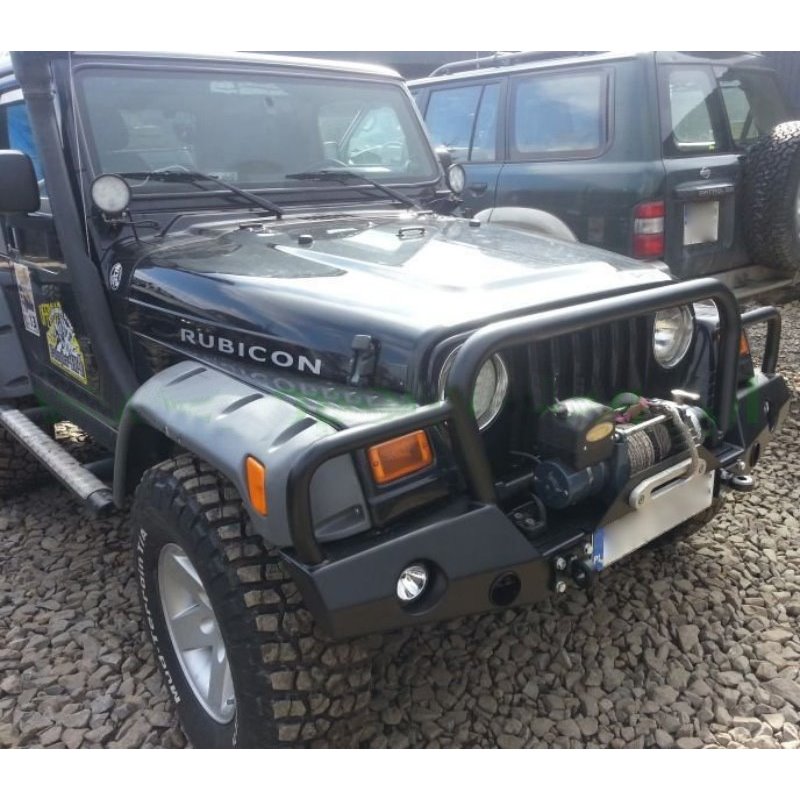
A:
349,334,378,386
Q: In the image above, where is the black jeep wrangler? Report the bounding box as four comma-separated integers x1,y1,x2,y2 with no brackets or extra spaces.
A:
0,51,791,748
410,51,800,289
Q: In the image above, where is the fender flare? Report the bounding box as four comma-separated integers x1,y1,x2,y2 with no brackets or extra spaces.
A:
113,361,370,548
473,206,578,243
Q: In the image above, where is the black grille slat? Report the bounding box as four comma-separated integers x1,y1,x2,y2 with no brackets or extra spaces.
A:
526,317,652,408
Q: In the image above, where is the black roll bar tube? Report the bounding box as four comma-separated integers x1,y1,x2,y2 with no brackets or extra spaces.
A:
741,306,781,375
10,52,139,416
287,277,741,566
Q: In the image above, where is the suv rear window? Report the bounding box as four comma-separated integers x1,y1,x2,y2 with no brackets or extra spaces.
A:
715,67,788,148
664,67,721,154
510,71,606,159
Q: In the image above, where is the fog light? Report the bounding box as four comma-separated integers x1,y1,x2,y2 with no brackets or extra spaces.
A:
396,564,428,603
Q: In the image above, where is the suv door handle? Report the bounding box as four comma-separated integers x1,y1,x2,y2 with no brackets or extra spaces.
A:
468,182,488,196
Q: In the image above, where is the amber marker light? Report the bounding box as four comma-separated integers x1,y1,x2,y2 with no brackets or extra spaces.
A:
739,332,751,357
245,456,268,515
368,431,434,485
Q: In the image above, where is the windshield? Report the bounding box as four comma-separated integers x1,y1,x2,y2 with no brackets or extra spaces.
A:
76,67,439,195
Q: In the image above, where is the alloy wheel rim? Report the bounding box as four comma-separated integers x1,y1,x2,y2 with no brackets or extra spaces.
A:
157,543,236,724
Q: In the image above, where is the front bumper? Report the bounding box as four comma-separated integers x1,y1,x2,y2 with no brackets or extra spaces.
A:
282,279,790,639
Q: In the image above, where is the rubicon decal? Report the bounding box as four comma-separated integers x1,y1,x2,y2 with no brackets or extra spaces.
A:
179,328,322,375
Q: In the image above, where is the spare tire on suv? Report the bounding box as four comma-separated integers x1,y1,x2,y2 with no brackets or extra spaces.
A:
743,120,800,276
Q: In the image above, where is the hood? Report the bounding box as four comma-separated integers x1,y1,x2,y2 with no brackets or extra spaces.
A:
124,213,671,398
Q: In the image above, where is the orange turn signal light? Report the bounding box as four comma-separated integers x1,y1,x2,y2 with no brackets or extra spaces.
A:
245,456,268,515
368,430,433,485
739,332,751,357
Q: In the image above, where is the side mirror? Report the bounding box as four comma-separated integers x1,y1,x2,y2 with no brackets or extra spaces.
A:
0,151,40,214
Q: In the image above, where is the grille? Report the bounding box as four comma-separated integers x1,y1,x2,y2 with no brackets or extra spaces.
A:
525,316,654,411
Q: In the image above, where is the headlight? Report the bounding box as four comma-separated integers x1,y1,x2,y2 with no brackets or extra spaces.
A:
439,350,509,430
653,306,694,368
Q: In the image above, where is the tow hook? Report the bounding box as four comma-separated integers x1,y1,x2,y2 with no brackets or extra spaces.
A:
721,460,757,492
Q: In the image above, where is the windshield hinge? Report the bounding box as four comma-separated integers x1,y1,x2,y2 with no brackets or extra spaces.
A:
349,334,378,386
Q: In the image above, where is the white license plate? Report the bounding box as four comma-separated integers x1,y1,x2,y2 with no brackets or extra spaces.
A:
591,469,714,571
684,201,719,246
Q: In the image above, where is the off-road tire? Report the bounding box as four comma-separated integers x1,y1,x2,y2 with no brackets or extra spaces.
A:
743,120,800,276
131,454,373,748
0,401,55,499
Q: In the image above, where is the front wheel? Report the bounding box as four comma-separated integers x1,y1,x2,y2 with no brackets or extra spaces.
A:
131,455,373,748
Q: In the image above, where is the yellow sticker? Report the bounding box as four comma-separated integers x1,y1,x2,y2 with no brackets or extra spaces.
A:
586,421,614,442
39,302,88,385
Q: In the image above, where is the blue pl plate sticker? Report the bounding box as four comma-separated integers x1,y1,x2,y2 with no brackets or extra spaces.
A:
592,529,605,572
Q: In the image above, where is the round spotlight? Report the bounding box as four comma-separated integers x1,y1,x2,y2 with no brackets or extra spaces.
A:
447,163,465,194
396,563,429,603
91,173,131,216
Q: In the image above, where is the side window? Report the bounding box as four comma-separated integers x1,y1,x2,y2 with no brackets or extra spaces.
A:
424,84,482,162
663,68,721,155
470,84,500,162
511,71,605,159
715,67,789,148
0,101,44,181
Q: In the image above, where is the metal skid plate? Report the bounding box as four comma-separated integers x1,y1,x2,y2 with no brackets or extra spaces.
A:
592,468,715,571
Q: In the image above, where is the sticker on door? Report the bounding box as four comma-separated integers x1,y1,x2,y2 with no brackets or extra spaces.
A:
38,302,87,385
12,261,40,337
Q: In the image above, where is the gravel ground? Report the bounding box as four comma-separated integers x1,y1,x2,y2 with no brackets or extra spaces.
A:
1,300,798,749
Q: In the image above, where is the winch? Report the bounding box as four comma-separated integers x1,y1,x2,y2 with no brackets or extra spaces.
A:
533,394,712,510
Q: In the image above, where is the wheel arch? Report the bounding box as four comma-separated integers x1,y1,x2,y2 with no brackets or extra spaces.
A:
114,361,371,548
473,206,579,242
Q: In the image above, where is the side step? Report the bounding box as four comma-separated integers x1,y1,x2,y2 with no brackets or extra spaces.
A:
713,265,796,302
0,404,115,515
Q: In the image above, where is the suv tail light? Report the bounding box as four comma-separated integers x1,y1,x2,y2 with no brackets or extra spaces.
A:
633,201,665,259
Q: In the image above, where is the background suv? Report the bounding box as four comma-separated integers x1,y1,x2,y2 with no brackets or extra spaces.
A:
410,51,800,283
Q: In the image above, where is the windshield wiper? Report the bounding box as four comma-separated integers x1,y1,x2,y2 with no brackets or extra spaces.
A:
121,169,284,218
285,169,420,210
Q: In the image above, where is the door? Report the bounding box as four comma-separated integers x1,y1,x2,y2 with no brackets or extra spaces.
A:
422,80,503,216
494,66,633,250
0,90,108,418
656,63,775,278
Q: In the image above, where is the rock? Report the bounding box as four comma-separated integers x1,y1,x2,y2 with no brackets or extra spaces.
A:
667,666,690,691
654,729,674,748
381,706,403,726
783,723,799,743
676,736,704,749
497,734,525,748
84,725,115,745
717,671,743,688
39,726,63,746
650,685,679,706
756,662,778,681
90,695,114,715
109,719,151,749
531,718,555,737
0,675,22,695
763,713,785,731
731,717,761,735
577,717,598,738
766,678,800,709
62,728,85,749
522,681,539,700
677,624,700,652
478,695,498,715
61,709,91,729
761,629,794,643
556,718,581,739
